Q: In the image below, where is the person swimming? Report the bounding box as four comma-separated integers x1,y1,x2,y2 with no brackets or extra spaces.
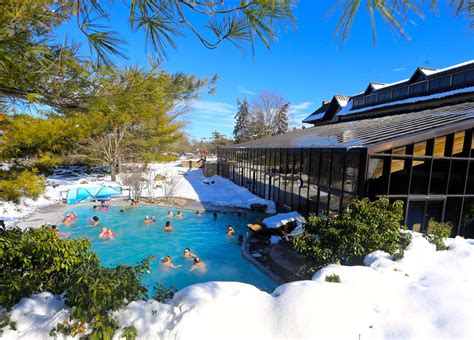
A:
51,224,59,237
163,221,173,231
99,227,108,238
62,215,74,225
190,257,207,273
195,210,201,217
93,205,99,212
183,248,197,258
226,225,235,236
120,206,125,213
168,211,174,217
144,215,156,224
213,212,218,219
161,255,181,269
87,216,99,226
177,210,183,218
107,228,115,238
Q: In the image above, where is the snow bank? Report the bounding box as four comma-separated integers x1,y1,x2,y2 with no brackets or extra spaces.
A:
262,212,305,236
4,233,473,339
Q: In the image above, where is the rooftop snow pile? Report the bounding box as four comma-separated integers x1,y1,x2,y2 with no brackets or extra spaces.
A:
4,233,472,339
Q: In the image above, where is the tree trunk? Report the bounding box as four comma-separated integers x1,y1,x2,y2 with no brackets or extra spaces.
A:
110,161,117,182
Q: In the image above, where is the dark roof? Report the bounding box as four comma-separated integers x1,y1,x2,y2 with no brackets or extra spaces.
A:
223,101,474,151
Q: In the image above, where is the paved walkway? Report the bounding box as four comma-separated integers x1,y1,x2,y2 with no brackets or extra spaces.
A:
15,204,65,229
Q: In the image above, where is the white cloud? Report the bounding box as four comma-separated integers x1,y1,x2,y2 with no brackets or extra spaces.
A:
288,101,314,128
191,100,235,115
288,101,313,114
237,85,256,96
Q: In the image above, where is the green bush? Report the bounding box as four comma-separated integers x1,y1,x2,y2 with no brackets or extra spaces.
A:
324,274,341,283
293,198,411,272
0,227,154,338
0,169,45,202
425,219,452,251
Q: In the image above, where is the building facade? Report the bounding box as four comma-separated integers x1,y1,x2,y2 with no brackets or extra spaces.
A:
218,61,474,238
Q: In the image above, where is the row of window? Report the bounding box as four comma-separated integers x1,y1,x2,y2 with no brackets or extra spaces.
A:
218,148,362,216
352,68,474,109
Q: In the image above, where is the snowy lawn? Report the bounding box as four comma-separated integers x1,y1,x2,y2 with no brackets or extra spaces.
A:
2,233,473,339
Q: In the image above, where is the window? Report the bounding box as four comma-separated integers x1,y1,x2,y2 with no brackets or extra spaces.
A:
459,198,474,238
433,136,447,157
365,95,376,105
378,91,391,102
452,131,466,156
409,82,427,95
466,70,474,82
410,159,431,195
406,201,426,232
367,157,389,197
330,152,344,191
445,197,463,235
448,160,468,194
389,158,410,195
353,97,365,107
320,152,331,188
308,149,320,214
430,160,450,194
429,76,450,91
344,152,359,193
392,87,408,99
452,72,465,86
467,161,474,194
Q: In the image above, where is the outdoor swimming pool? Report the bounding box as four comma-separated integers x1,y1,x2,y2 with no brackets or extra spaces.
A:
62,204,277,295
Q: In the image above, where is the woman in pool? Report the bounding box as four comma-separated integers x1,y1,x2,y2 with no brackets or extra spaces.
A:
177,210,183,218
190,257,207,273
144,216,156,224
168,211,174,217
226,225,235,236
163,221,173,231
99,227,108,238
62,214,75,225
195,210,201,217
183,248,197,259
93,205,99,212
161,256,181,269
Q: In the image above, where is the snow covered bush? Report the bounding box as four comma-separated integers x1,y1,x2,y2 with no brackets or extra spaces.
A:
425,219,452,251
0,227,155,338
324,274,341,283
293,198,411,272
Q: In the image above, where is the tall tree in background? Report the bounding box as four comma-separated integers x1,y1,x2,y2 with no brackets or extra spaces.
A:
210,131,232,154
78,66,210,181
251,91,289,138
233,98,253,143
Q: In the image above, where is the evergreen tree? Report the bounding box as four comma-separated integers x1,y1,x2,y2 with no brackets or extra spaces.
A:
233,99,253,143
272,102,289,135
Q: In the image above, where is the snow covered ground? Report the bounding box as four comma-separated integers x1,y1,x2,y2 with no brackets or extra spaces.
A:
2,233,473,339
0,162,275,228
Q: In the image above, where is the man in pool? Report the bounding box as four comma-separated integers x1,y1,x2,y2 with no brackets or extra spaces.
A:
92,216,99,226
226,225,235,236
177,210,183,218
119,206,125,213
190,257,207,273
163,221,173,231
93,205,99,212
183,248,197,258
213,212,217,219
161,256,181,269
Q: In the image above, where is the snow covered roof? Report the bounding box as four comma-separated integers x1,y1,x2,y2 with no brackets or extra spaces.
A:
338,85,474,117
302,95,349,124
224,101,474,150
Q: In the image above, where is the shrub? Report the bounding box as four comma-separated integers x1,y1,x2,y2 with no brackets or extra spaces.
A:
324,274,341,283
0,169,45,202
0,227,155,338
293,198,411,272
425,219,452,251
153,284,177,303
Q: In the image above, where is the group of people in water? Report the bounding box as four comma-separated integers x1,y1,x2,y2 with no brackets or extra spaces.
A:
160,247,207,273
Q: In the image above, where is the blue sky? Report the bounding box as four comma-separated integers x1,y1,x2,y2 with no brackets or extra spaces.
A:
58,1,473,139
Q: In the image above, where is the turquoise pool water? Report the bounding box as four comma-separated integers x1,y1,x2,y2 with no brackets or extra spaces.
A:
62,205,277,295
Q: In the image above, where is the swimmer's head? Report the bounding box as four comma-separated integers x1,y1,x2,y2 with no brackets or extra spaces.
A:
165,221,170,227
193,257,200,264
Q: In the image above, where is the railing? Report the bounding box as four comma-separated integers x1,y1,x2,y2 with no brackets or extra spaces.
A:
352,68,474,110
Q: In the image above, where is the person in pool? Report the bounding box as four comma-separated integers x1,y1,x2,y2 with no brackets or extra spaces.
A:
161,256,181,269
99,227,109,238
226,225,235,236
107,228,116,239
51,224,59,237
163,221,173,231
62,214,75,225
176,210,183,218
190,257,207,273
213,212,218,219
91,216,99,226
195,210,201,217
183,248,197,259
93,205,99,212
120,206,125,213
167,211,174,217
144,216,156,224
